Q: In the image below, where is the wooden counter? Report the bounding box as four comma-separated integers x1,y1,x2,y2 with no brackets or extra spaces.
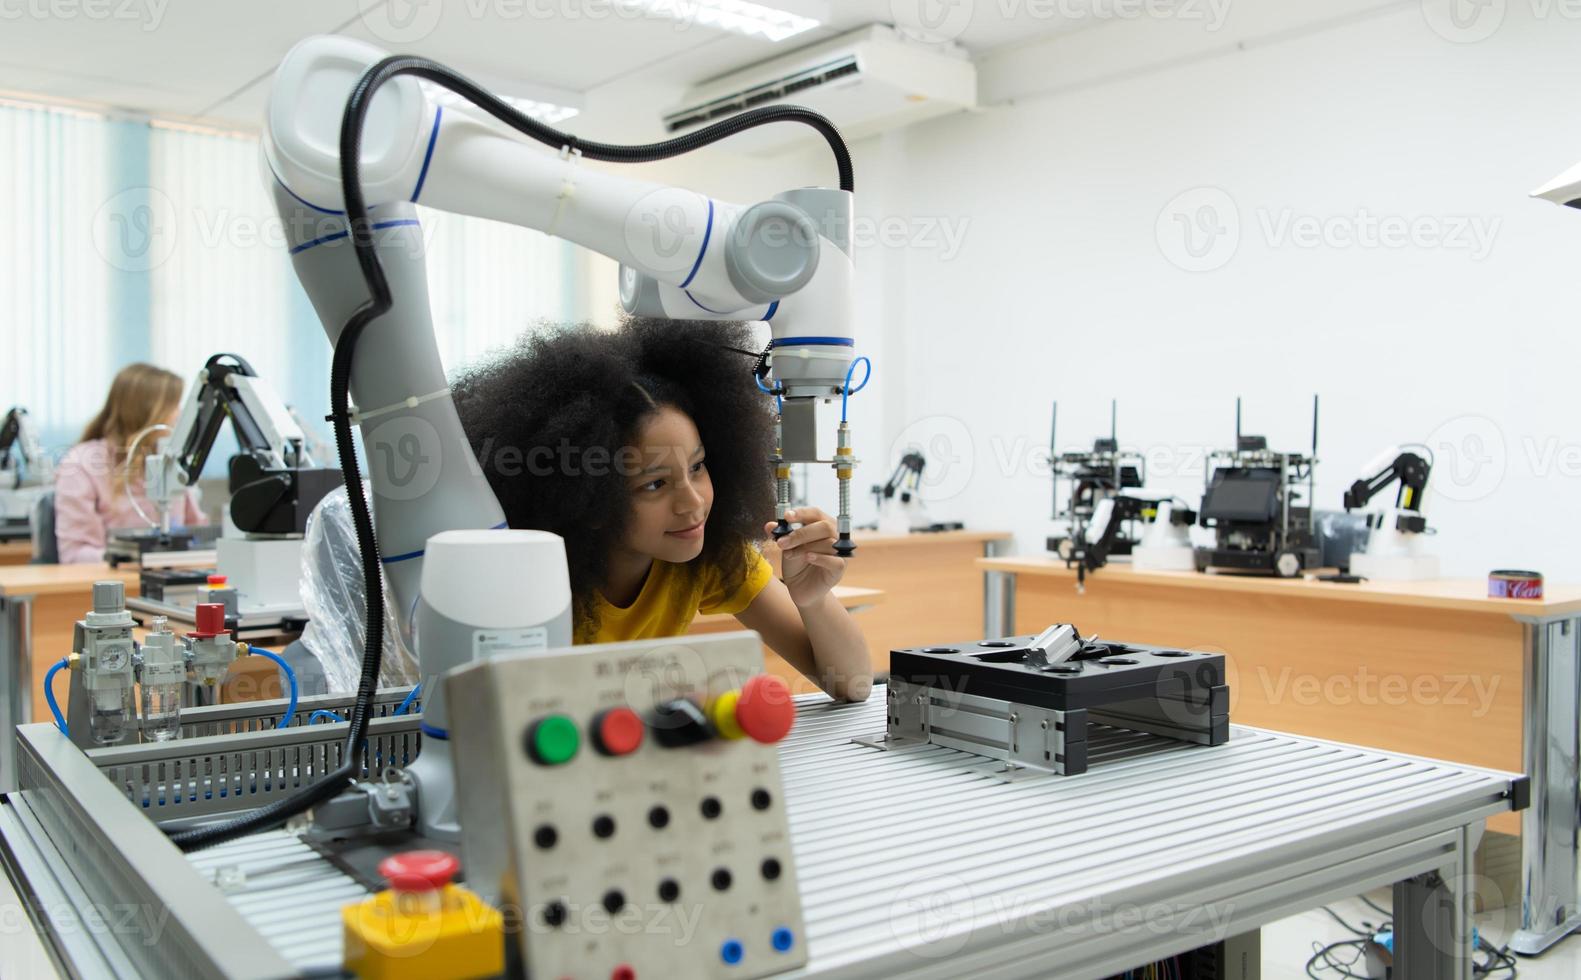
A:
765,530,1011,676
979,556,1581,617
701,527,1009,695
0,540,32,566
690,584,886,694
1,563,142,727
978,556,1576,836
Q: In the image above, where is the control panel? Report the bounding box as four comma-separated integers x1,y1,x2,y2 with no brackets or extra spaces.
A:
446,631,807,979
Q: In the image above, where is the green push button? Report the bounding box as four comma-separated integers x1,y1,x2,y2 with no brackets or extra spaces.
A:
527,715,580,765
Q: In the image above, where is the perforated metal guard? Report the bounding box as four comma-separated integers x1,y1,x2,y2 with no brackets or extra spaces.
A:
175,687,419,739
88,690,422,818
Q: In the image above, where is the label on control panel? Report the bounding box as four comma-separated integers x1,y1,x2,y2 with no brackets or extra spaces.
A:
473,626,549,659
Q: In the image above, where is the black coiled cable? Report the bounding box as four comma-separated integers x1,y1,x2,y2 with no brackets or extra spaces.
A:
169,55,851,852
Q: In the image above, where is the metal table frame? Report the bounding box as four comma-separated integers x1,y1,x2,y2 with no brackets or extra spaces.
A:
2,687,1522,979
1,591,36,795
979,537,1008,636
984,565,1581,958
1515,612,1581,954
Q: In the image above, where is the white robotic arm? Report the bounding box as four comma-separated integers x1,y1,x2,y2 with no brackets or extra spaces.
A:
197,36,866,851
1533,159,1581,208
263,36,860,650
265,40,847,327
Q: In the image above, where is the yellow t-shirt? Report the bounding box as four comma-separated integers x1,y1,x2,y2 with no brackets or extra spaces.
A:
579,547,774,645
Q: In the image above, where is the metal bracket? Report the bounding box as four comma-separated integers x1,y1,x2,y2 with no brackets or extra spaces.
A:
874,679,1092,777
309,771,416,833
851,734,926,751
855,679,931,751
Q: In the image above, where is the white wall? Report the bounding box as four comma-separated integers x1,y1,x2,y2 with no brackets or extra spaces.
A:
875,0,1581,580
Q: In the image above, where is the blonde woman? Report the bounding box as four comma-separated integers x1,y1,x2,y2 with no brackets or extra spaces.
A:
54,363,205,564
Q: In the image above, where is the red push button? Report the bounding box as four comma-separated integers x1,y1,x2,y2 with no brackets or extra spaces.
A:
611,966,636,980
189,602,227,639
735,675,795,744
378,850,459,892
593,707,644,756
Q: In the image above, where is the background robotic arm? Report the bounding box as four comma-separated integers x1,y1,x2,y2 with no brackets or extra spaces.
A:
0,407,44,481
0,407,49,527
1343,446,1432,530
871,451,929,534
1342,444,1437,580
147,352,343,537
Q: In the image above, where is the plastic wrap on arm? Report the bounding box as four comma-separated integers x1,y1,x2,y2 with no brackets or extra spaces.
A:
298,483,419,693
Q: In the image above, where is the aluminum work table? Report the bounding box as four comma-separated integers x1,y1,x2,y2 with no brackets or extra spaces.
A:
0,687,1526,979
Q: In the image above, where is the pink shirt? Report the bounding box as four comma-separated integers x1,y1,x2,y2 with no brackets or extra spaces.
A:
53,438,205,564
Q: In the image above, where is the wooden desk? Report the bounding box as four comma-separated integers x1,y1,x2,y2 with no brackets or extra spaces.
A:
689,585,886,694
0,563,141,789
762,530,1011,677
0,540,32,566
978,556,1581,948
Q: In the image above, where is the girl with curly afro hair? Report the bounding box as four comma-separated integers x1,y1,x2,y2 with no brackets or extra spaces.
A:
451,317,871,702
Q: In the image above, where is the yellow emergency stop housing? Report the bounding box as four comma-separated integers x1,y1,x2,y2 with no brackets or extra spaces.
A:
708,689,746,740
343,883,503,980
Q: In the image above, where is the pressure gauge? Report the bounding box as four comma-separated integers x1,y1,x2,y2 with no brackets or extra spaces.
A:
99,645,130,672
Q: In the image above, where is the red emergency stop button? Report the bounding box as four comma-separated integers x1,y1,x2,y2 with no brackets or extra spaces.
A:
206,574,228,586
592,707,644,756
735,675,795,744
378,850,459,892
611,966,636,980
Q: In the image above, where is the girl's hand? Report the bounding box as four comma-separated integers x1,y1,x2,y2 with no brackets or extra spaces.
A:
765,507,846,608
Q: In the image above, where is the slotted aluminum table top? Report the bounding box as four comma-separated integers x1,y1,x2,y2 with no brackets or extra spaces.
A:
176,689,1521,979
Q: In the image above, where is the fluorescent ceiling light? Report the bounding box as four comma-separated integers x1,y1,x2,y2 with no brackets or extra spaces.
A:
499,97,580,126
627,0,822,42
0,90,108,120
419,81,580,125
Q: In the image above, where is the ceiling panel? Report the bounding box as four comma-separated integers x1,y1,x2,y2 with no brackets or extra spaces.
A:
0,0,1094,129
0,0,361,121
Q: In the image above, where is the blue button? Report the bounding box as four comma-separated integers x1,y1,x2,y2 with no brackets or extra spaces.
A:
721,939,744,965
771,927,795,953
